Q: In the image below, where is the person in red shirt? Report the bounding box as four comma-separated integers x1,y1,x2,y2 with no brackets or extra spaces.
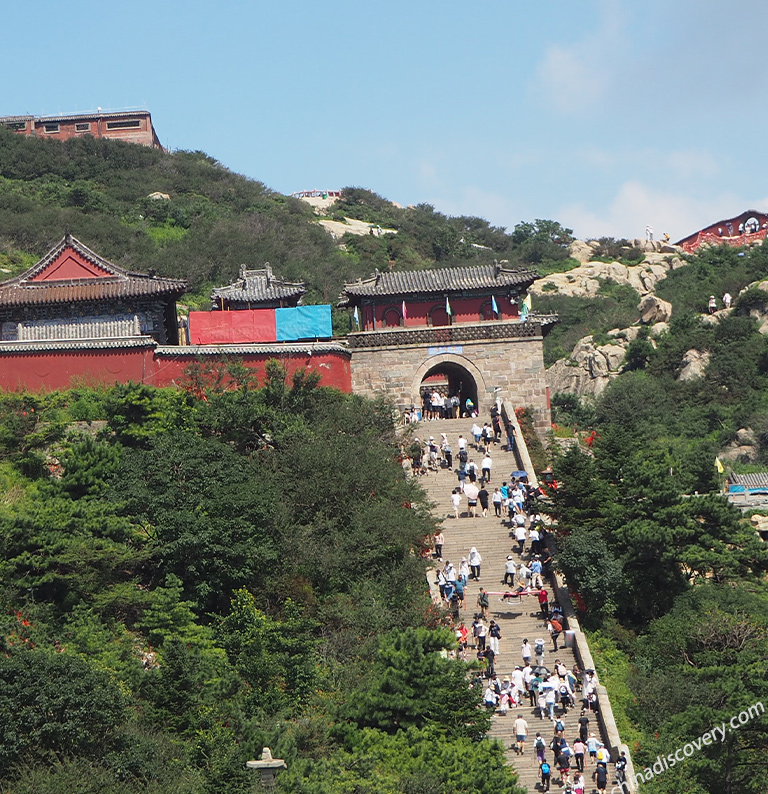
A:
456,622,469,654
538,587,549,618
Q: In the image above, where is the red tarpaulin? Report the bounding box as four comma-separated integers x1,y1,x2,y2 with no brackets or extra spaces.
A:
189,310,277,344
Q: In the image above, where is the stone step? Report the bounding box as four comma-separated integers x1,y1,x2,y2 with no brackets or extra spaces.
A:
416,419,609,793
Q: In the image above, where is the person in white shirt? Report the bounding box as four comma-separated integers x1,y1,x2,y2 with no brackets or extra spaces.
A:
511,665,525,703
451,488,462,519
514,523,527,555
503,555,516,586
481,454,493,482
492,488,503,517
513,715,529,754
468,547,482,580
521,639,532,665
471,422,482,447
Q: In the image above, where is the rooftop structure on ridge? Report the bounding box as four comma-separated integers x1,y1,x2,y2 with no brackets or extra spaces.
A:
211,264,306,310
0,109,163,149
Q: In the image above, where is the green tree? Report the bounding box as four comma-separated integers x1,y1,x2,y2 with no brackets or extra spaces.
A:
281,725,525,794
630,584,768,794
217,588,319,714
59,435,121,499
336,627,489,740
0,650,126,770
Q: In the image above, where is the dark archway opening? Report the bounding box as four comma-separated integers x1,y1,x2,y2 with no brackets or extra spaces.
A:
419,362,478,417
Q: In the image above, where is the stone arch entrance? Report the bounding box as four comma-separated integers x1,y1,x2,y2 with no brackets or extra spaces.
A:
411,354,487,415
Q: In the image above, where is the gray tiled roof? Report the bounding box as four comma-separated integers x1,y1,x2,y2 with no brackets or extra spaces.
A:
0,337,156,353
212,264,305,304
0,234,187,307
155,342,349,356
730,472,768,488
338,264,538,305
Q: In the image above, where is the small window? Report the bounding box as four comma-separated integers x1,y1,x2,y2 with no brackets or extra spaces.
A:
75,122,90,131
43,123,59,133
106,119,141,130
5,122,26,131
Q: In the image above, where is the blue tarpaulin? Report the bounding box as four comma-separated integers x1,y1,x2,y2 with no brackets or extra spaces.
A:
275,305,332,341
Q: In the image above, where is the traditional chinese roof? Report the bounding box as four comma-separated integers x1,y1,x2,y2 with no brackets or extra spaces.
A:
211,264,306,306
0,337,156,353
155,341,349,356
675,209,768,251
730,472,768,489
338,263,538,306
0,234,187,307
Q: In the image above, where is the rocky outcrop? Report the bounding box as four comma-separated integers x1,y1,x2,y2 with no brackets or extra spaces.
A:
721,428,759,464
547,336,627,397
318,217,398,240
638,294,673,324
751,514,768,536
534,237,687,299
531,256,684,299
678,349,710,381
737,279,768,334
568,239,599,264
546,318,672,397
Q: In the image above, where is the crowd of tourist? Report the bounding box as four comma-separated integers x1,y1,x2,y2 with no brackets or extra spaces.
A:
422,409,628,793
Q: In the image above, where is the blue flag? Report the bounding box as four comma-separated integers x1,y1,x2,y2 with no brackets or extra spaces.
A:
491,295,499,316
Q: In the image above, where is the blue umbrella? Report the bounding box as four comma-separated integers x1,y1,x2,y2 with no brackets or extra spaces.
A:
511,470,528,479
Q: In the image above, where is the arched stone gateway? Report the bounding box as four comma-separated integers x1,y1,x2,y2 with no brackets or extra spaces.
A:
412,354,484,415
339,263,557,436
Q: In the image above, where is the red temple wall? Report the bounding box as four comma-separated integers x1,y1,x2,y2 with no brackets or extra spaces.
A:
0,349,352,393
0,349,153,391
149,350,351,391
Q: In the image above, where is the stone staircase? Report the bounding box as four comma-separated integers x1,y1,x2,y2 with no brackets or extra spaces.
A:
415,417,605,793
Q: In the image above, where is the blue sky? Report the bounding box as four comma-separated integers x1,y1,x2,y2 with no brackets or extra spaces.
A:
4,0,767,241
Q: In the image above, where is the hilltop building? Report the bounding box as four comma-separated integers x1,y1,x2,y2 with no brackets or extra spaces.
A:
339,263,556,433
0,109,163,149
676,209,768,252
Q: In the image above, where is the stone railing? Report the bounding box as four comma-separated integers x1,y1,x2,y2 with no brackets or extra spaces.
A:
346,319,545,349
500,399,539,488
550,568,639,791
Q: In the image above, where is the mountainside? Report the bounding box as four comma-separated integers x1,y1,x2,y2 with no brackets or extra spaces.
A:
1,131,768,794
0,129,575,310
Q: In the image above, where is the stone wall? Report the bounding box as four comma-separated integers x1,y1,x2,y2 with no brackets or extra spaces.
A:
350,334,551,436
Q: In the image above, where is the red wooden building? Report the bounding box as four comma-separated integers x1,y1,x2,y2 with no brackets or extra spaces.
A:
339,263,538,331
675,209,768,252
